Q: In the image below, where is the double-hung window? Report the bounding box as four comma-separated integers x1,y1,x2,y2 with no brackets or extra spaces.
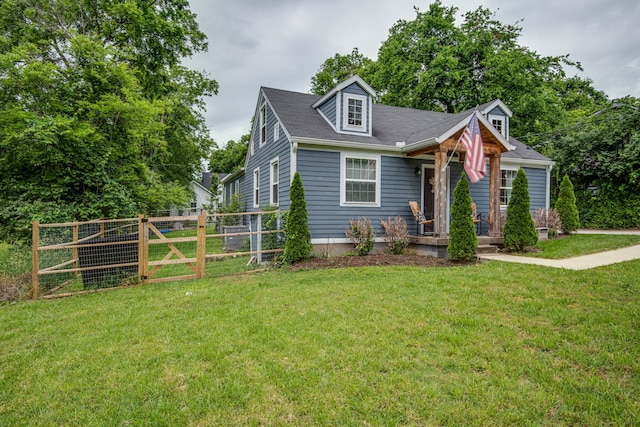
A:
343,94,367,132
260,104,267,145
253,168,260,208
500,169,518,207
270,159,279,206
341,153,380,206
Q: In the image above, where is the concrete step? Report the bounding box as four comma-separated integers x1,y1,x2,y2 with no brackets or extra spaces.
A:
477,244,499,254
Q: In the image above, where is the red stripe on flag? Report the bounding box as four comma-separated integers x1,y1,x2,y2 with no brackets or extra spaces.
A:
459,112,486,183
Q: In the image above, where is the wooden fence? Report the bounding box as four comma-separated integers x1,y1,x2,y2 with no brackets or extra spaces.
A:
32,210,287,299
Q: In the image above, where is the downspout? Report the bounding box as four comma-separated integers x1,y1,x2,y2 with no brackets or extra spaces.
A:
545,163,553,210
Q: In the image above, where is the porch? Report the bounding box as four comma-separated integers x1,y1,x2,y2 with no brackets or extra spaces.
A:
408,234,503,258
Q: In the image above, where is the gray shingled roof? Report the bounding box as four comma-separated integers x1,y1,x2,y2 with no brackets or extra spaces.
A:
262,87,551,163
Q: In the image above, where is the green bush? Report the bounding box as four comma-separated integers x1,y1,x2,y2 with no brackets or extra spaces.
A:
576,190,640,229
448,173,477,261
555,175,579,233
283,172,312,264
345,217,375,256
503,168,538,251
220,193,242,226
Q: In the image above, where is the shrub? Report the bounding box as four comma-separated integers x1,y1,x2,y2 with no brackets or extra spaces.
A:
447,173,477,261
220,193,242,226
345,217,375,256
380,216,409,255
555,175,580,233
503,168,538,251
283,172,312,264
533,208,561,237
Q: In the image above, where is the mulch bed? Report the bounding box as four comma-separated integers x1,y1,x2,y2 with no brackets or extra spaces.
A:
289,253,461,271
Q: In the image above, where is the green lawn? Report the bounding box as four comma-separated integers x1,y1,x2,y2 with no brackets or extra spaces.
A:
531,233,640,259
1,259,639,425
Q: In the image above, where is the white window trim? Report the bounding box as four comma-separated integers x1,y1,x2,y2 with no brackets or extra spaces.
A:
259,104,267,146
253,167,260,208
499,166,519,209
270,157,279,207
342,93,367,132
273,122,279,142
340,152,381,207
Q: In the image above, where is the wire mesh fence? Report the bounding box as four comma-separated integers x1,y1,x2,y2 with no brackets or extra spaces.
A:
32,211,287,298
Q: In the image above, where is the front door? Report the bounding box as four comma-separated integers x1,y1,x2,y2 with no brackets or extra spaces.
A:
422,167,435,234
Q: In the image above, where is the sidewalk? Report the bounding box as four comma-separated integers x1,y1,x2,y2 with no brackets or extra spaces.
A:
478,229,640,270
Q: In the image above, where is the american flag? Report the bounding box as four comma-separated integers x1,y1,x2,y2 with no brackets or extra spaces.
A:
459,112,485,183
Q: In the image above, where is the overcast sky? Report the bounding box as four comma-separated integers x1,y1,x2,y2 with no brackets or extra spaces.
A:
184,0,640,146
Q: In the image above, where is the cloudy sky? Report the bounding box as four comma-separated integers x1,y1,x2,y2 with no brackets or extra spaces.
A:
184,0,640,146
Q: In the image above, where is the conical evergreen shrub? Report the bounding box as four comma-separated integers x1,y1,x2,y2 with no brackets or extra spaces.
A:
283,172,312,263
556,174,580,234
503,168,538,251
448,173,477,261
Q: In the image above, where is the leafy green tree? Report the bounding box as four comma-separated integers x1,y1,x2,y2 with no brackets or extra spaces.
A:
283,172,312,264
545,99,640,228
311,1,606,143
0,0,217,239
503,169,538,251
209,134,250,173
555,175,580,233
448,173,477,261
310,48,374,96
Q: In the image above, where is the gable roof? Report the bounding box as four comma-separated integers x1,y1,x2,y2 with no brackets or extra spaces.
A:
260,86,551,163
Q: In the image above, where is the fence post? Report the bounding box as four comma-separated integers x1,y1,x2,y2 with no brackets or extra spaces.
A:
196,211,207,278
137,215,148,283
72,223,79,278
31,221,39,299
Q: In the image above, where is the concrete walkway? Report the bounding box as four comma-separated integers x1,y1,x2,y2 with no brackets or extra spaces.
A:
478,229,640,270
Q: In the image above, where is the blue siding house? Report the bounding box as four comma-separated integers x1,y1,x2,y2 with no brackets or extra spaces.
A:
222,76,554,256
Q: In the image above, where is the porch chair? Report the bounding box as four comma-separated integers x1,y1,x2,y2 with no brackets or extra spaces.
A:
408,200,433,235
472,202,482,235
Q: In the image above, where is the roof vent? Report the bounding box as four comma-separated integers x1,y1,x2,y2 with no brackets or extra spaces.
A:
395,141,406,148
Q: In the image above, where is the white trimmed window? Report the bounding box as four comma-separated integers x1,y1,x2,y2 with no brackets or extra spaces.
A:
500,168,518,207
273,123,279,142
270,158,279,206
253,168,260,208
343,94,367,132
488,113,506,137
341,153,380,206
260,104,267,145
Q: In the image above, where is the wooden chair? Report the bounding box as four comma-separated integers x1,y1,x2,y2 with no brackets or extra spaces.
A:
472,202,482,235
409,200,433,235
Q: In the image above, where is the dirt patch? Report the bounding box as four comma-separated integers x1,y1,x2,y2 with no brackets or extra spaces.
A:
289,253,461,271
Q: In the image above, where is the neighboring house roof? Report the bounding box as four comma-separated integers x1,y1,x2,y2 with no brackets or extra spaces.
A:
201,171,212,190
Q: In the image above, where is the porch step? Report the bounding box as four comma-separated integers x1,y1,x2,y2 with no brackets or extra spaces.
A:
477,244,499,254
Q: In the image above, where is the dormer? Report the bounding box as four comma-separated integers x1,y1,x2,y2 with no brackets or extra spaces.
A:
480,100,513,141
312,76,376,137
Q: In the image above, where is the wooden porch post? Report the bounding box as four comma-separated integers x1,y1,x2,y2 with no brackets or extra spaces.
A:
488,154,502,237
433,148,448,237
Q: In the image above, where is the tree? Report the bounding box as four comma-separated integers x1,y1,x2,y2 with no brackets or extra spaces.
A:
283,172,312,263
503,169,538,251
310,48,374,96
0,0,217,239
555,175,580,233
310,1,606,143
209,134,250,173
545,99,640,228
448,173,477,261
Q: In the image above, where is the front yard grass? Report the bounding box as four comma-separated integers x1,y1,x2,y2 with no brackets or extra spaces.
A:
1,259,639,425
530,233,640,259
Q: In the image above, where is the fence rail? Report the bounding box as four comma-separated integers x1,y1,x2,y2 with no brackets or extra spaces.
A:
32,210,287,299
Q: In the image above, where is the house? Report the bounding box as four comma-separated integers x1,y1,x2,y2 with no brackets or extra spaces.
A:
169,172,223,217
221,76,554,256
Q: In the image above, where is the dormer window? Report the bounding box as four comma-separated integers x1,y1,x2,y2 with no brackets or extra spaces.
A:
492,118,503,134
343,94,367,132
